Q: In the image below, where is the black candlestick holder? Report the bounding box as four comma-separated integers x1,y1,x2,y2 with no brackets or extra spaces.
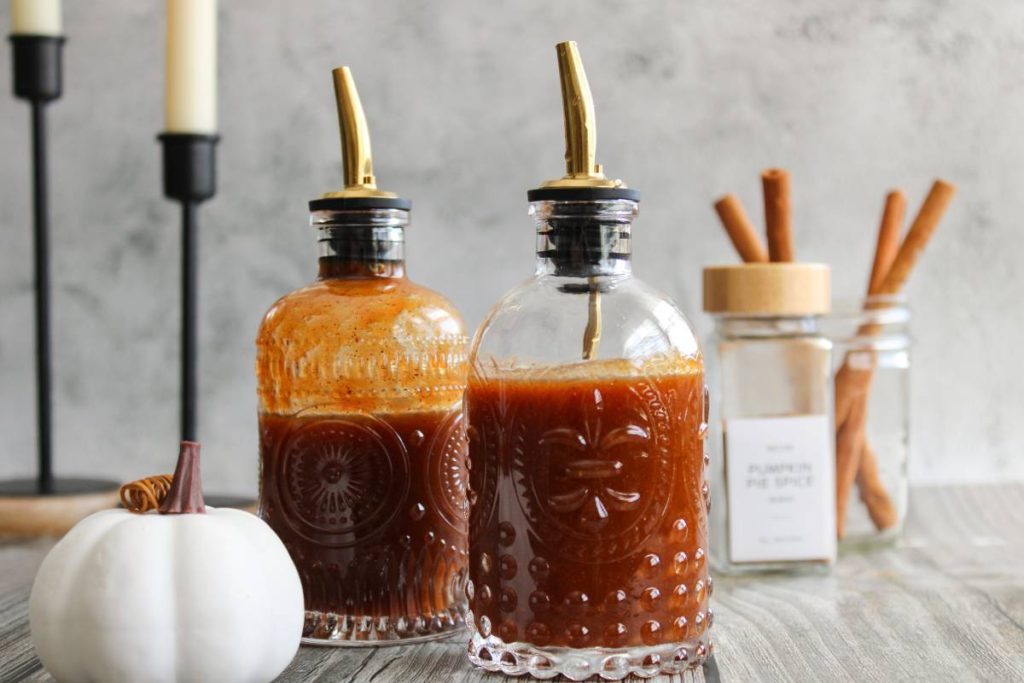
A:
0,35,120,535
158,134,249,510
158,133,217,442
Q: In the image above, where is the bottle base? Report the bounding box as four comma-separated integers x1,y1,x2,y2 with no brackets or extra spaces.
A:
467,629,711,680
710,556,833,576
301,608,466,647
839,526,903,553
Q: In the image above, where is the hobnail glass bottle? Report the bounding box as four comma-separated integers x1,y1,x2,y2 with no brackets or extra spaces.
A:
465,42,711,680
255,67,469,645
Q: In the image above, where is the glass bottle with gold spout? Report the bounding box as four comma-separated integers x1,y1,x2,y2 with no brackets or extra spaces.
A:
256,67,469,645
466,42,711,679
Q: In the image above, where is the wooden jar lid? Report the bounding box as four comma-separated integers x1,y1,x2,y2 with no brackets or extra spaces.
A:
703,263,831,316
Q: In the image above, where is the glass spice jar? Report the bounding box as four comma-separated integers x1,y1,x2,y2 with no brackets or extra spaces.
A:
826,295,910,548
256,68,469,644
704,264,837,574
466,42,711,680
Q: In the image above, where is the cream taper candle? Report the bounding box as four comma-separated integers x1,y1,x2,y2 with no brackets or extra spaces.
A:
10,0,62,35
165,0,217,133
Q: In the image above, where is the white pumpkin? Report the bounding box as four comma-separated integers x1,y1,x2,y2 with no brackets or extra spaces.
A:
30,502,304,682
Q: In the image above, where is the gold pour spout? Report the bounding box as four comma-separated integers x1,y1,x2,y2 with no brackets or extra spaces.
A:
541,41,625,189
322,66,397,199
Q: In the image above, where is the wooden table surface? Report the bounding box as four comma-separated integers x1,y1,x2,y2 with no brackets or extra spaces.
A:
2,485,1022,682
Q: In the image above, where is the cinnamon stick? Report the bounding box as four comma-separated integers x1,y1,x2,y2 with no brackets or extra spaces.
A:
849,185,903,524
856,443,899,530
878,180,956,295
836,182,953,435
833,358,873,439
835,366,871,538
762,169,794,262
834,191,906,435
835,180,955,535
868,191,906,296
714,194,769,263
834,191,906,534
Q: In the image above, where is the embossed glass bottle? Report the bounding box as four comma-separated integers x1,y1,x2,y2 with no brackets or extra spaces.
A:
466,43,710,680
256,68,469,644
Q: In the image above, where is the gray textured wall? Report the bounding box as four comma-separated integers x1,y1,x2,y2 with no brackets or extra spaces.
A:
1,1,1020,494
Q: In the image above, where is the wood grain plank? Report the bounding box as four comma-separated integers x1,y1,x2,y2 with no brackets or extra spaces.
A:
0,540,53,683
2,486,1022,682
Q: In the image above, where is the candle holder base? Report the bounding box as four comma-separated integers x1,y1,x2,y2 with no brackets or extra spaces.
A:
0,477,119,538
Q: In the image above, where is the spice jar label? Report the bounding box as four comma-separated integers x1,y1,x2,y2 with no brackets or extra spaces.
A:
725,415,836,563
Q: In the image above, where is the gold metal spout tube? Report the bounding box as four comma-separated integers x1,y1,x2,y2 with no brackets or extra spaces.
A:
541,41,624,189
322,66,396,199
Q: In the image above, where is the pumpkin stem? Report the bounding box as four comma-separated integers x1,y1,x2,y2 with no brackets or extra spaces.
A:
158,441,206,514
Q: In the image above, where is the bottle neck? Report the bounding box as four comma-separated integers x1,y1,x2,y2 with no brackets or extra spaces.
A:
531,199,636,277
312,207,408,279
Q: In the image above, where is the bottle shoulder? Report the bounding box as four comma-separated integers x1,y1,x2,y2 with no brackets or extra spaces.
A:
258,277,466,344
256,277,468,416
471,274,702,370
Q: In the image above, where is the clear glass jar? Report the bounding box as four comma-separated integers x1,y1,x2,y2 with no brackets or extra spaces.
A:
827,295,910,548
256,202,470,645
704,264,836,574
466,196,711,680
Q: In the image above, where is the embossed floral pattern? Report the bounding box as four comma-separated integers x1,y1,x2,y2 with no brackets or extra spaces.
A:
428,412,471,531
511,381,676,565
538,388,649,533
274,417,409,547
291,440,377,527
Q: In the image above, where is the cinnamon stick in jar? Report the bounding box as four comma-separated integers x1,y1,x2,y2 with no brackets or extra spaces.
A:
834,190,907,534
714,194,769,263
833,357,873,439
837,180,955,535
878,180,956,295
834,190,907,432
762,168,794,262
868,191,906,296
835,363,871,538
857,444,899,530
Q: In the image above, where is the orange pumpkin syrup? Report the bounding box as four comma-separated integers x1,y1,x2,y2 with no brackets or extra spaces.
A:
467,358,711,671
256,65,473,644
